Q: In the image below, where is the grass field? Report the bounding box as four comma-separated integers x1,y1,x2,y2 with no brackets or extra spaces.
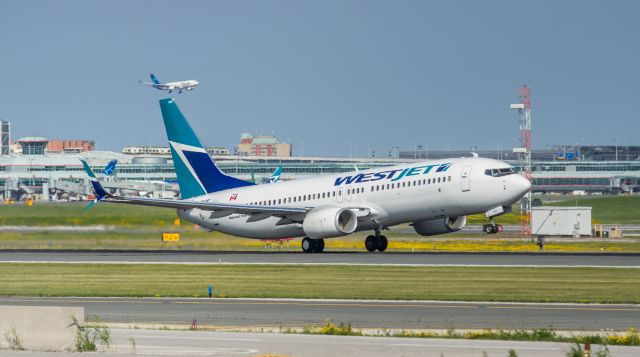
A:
1,263,638,303
0,198,639,252
1,195,638,227
1,230,639,252
0,203,176,226
545,195,640,224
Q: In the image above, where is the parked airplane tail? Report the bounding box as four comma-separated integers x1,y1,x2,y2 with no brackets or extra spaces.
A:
159,98,254,199
268,166,282,183
80,160,108,211
102,159,117,176
150,73,161,85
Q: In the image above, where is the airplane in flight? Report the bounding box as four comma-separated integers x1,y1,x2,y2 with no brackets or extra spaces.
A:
139,74,198,94
82,98,530,253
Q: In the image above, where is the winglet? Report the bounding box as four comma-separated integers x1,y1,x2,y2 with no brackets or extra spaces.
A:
80,160,108,200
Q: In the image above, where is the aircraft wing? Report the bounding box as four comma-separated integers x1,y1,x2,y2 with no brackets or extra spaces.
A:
105,195,307,216
81,159,374,222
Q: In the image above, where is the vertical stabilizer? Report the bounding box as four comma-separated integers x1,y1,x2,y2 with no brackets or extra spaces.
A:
159,98,253,199
150,74,161,84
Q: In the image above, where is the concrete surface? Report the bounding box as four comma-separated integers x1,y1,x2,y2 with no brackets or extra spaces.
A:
0,305,83,351
1,297,638,331
1,250,639,266
1,328,639,356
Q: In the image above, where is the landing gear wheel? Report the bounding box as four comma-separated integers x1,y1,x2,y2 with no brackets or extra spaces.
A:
302,237,313,253
365,235,377,252
377,235,388,252
302,237,324,253
483,224,500,234
313,239,325,253
483,224,494,234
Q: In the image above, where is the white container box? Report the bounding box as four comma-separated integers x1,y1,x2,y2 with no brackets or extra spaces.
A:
531,206,592,237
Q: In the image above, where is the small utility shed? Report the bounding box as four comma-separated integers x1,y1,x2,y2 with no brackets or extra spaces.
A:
531,206,592,237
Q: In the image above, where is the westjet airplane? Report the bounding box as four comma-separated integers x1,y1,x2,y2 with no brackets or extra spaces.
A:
82,98,530,253
139,74,198,94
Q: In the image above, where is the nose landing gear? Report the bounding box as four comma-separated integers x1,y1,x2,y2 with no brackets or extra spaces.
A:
483,222,503,234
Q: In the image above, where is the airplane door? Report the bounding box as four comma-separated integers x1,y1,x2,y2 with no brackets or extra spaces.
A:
336,187,344,203
345,187,353,202
460,165,471,192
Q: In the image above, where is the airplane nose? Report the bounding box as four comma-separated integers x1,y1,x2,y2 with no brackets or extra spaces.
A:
513,174,531,196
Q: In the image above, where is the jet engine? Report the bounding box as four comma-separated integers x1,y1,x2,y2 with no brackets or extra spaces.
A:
412,216,467,236
302,206,358,239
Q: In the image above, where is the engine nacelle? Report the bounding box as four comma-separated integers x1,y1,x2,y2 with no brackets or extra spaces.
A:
302,206,358,239
413,216,467,236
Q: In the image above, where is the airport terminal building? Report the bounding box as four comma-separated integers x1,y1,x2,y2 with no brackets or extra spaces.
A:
1,139,639,200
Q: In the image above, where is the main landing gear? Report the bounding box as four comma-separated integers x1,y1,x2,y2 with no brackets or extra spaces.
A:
483,222,503,234
301,237,324,253
365,234,388,252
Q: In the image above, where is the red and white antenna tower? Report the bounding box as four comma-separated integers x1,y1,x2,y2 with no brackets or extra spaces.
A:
510,85,532,238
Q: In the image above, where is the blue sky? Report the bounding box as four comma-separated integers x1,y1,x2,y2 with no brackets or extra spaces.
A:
1,1,638,157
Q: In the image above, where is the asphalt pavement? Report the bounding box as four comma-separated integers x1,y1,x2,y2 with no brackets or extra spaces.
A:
0,250,638,266
1,296,638,331
1,328,639,357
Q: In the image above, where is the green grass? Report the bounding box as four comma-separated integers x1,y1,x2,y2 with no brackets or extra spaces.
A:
300,324,640,347
2,230,640,252
0,203,177,226
1,263,639,303
545,195,640,224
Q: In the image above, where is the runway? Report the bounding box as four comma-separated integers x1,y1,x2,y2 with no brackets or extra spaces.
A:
1,296,638,331
3,329,640,357
0,250,639,267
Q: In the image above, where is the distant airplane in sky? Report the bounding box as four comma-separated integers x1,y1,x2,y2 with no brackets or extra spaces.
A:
139,74,198,94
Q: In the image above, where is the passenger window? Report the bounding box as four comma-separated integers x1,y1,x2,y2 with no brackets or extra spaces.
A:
448,176,451,182
371,186,374,192
332,191,336,197
278,199,281,204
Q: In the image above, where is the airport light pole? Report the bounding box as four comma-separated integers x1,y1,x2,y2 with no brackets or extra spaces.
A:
511,85,533,239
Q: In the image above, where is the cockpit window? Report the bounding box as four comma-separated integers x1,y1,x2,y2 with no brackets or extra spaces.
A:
485,167,515,177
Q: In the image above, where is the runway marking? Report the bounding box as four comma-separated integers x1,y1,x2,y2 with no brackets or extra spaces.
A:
171,300,478,309
489,305,640,312
2,297,638,312
1,260,639,268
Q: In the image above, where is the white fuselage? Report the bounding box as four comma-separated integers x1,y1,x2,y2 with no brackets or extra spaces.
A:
178,157,530,239
153,80,199,91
